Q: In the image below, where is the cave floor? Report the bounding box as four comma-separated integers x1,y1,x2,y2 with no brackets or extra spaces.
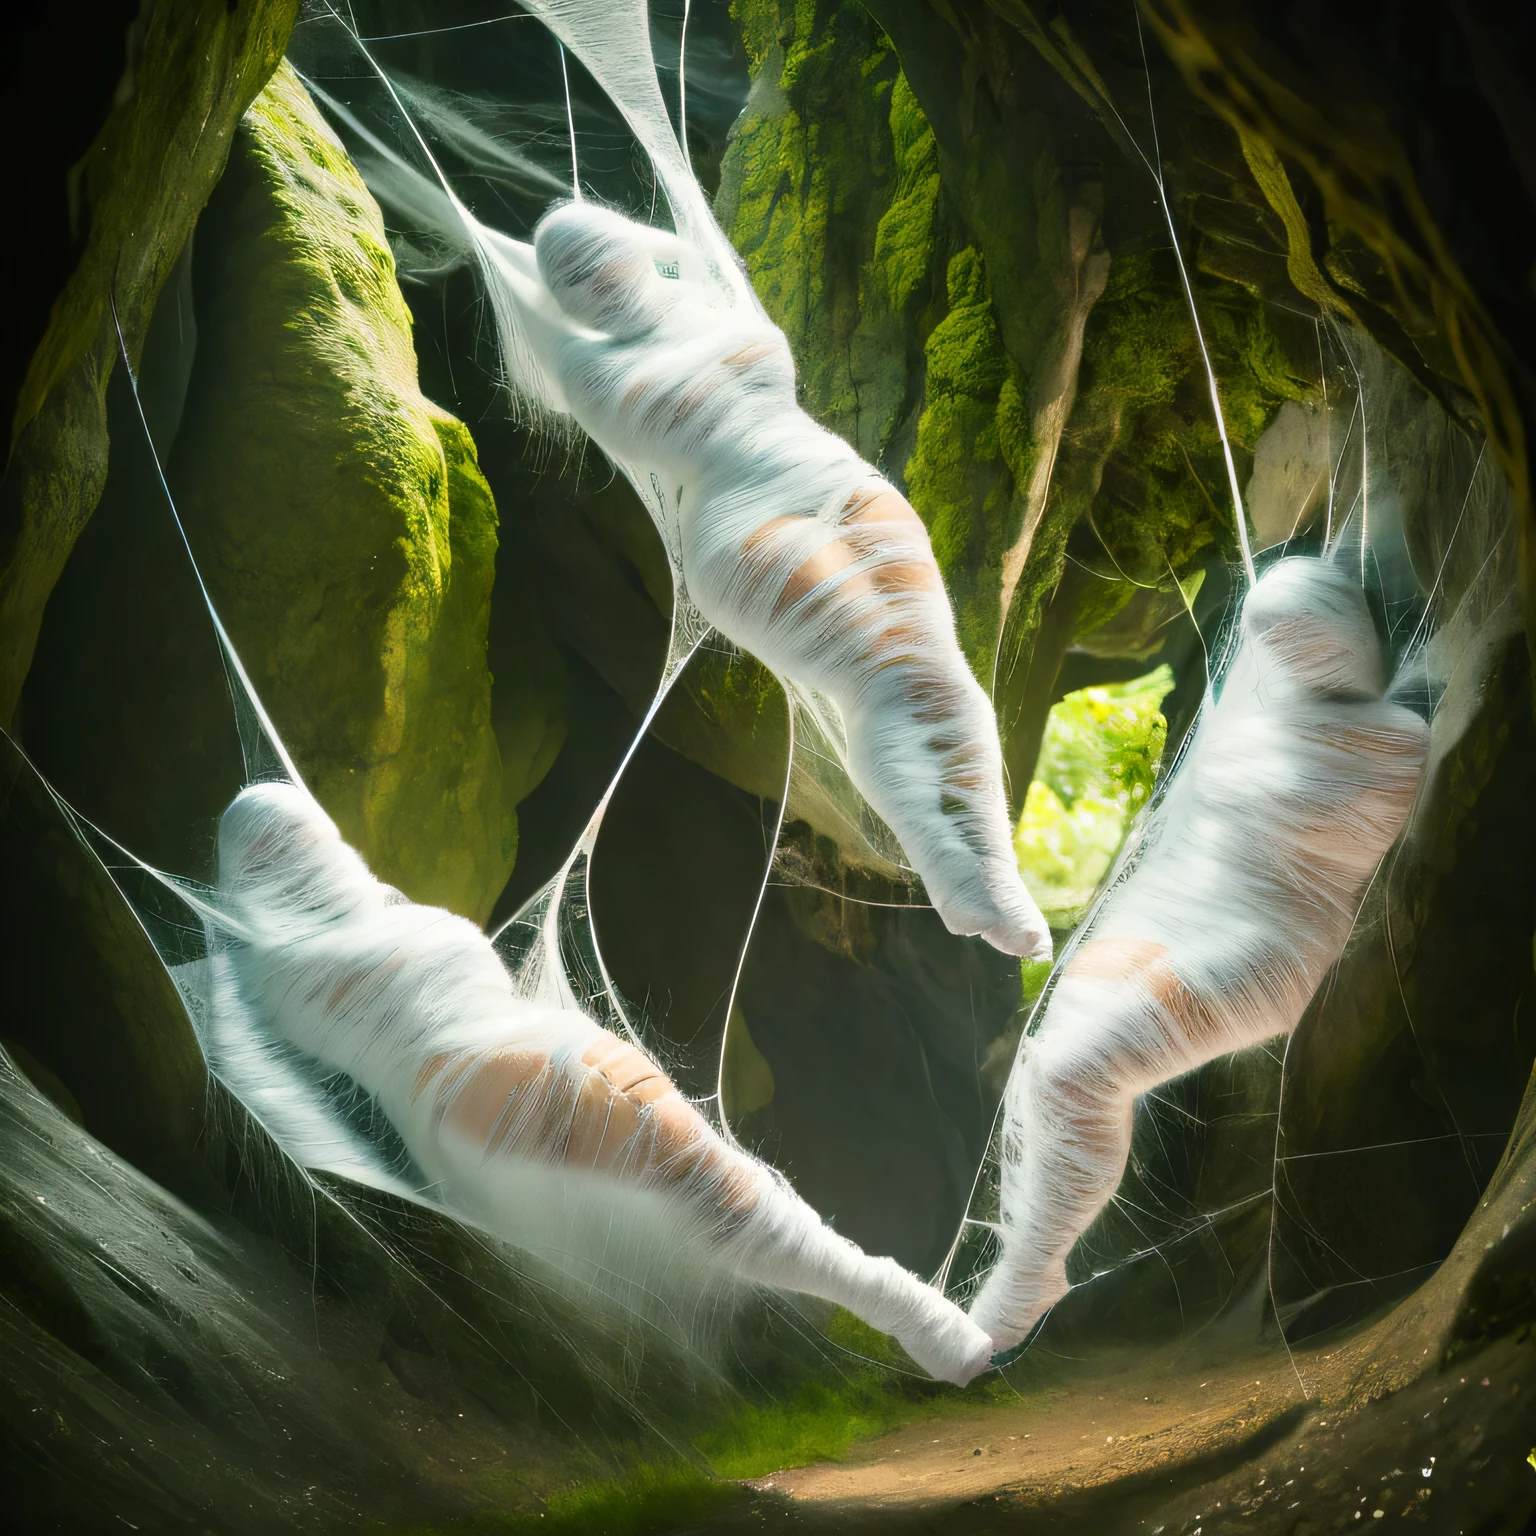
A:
711,1318,1535,1534
704,1110,1536,1536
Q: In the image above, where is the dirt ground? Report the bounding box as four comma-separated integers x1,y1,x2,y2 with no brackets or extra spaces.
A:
706,1211,1536,1536
692,1071,1536,1536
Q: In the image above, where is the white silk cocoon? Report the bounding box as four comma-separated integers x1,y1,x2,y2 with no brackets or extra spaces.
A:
210,780,994,1385
968,557,1431,1350
521,202,1049,957
341,0,1050,959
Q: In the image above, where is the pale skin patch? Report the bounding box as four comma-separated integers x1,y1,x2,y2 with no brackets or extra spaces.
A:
771,537,862,619
229,811,329,879
310,951,406,1014
1298,719,1429,763
839,488,931,544
1064,936,1227,1055
740,501,988,819
1065,936,1171,982
721,339,779,369
620,339,779,426
747,490,942,624
750,552,991,810
672,376,720,421
414,1033,758,1214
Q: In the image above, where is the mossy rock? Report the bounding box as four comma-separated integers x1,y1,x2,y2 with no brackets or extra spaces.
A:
905,246,1029,681
0,0,299,726
169,61,552,921
719,0,927,466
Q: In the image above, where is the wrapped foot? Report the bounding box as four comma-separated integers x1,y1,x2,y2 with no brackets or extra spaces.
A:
966,1255,1070,1356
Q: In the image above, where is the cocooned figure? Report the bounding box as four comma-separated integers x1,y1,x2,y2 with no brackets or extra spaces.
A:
213,780,994,1385
519,202,1050,960
969,558,1430,1351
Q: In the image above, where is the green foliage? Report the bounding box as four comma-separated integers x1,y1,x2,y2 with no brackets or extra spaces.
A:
1015,666,1174,927
1035,664,1174,810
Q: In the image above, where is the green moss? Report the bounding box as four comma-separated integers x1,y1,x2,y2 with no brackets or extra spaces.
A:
694,648,784,737
722,2,894,362
0,0,299,723
1068,251,1315,595
535,1467,741,1534
1085,252,1191,411
995,369,1039,490
904,248,1024,680
719,0,921,460
871,73,941,317
1020,957,1054,1006
923,250,1008,395
731,0,784,70
1203,287,1315,447
696,1309,1013,1480
170,62,537,922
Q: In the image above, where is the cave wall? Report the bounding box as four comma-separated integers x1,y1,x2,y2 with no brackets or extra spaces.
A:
0,0,1533,1529
0,0,300,726
723,0,1325,809
1142,0,1536,621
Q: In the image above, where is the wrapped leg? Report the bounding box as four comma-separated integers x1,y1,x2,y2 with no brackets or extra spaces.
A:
971,559,1430,1348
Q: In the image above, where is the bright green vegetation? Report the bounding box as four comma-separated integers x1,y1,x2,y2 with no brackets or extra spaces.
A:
1015,666,1175,928
697,1310,1008,1479
1019,955,1056,1007
388,1311,1019,1535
